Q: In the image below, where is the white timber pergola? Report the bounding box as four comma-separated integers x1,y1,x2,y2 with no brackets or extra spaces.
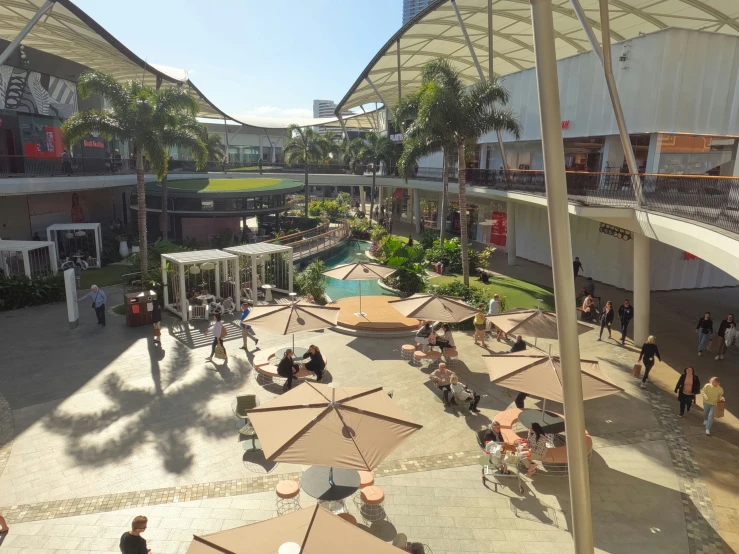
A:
224,243,294,302
46,223,103,268
161,249,240,322
0,240,57,279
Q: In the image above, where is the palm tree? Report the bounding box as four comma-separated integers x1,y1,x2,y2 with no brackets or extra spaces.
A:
62,71,202,281
283,125,329,216
341,136,365,174
199,129,225,162
359,131,394,223
396,59,521,285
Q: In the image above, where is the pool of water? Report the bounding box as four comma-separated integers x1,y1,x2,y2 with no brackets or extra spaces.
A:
324,240,399,301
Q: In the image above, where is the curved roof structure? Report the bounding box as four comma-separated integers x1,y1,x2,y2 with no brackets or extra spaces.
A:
0,0,234,120
336,0,739,114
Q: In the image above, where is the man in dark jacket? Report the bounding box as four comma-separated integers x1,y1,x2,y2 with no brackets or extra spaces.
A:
508,336,526,353
618,299,634,345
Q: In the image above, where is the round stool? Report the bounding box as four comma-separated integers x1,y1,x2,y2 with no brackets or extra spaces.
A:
413,351,428,367
358,471,375,488
275,480,301,515
443,348,459,367
401,344,416,361
359,485,386,523
338,512,357,525
425,350,442,368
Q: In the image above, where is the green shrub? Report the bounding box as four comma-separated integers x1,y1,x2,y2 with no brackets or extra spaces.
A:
424,238,494,274
348,217,380,240
0,275,65,310
428,281,508,329
308,199,349,220
295,259,328,304
379,239,427,296
101,235,123,266
420,228,438,250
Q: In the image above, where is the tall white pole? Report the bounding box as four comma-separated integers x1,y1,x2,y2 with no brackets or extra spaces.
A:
506,201,517,265
179,263,187,322
633,234,650,345
529,1,594,552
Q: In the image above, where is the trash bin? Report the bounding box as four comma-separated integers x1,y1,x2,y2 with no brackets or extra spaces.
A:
125,290,156,327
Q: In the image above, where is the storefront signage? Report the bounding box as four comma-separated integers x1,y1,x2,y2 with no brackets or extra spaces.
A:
83,139,104,148
561,120,570,130
390,133,403,142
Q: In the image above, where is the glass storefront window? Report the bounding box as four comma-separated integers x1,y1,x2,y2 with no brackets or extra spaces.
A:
18,114,64,158
657,134,736,176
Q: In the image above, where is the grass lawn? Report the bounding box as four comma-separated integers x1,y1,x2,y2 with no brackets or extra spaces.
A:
80,264,134,289
148,178,301,193
431,274,555,311
230,166,283,171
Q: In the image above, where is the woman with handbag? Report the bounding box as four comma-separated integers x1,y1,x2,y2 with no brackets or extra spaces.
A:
637,335,662,388
696,312,714,356
204,313,228,363
598,301,615,341
674,366,700,417
521,422,548,477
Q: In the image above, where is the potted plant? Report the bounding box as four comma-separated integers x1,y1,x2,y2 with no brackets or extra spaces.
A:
131,236,140,254
116,234,129,258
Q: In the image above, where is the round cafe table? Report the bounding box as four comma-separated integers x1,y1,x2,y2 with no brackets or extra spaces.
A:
301,466,360,501
518,409,565,435
262,284,274,302
271,347,309,366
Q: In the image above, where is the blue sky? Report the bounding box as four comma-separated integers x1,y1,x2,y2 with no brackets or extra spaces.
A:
74,0,401,119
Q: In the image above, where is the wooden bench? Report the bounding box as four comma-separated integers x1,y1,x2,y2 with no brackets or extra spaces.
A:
254,355,328,384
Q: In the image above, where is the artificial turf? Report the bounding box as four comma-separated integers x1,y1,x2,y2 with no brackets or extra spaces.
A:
431,274,555,311
147,178,301,193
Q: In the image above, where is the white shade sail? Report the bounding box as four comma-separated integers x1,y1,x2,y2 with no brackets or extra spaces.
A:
337,0,739,113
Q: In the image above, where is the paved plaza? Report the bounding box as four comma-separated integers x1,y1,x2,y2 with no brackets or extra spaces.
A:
0,248,737,553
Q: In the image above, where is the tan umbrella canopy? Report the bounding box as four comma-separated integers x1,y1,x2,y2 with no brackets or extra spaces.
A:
244,301,339,350
486,308,590,340
388,293,478,322
187,505,403,554
322,262,396,316
247,382,422,470
484,352,623,404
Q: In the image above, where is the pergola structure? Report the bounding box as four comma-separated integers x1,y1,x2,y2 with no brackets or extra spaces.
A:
46,223,102,269
161,250,239,322
224,243,294,302
0,240,57,279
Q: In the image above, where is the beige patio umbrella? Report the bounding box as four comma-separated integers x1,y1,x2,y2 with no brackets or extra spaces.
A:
247,382,422,471
244,301,340,350
187,505,404,554
484,352,623,408
486,308,591,340
322,262,396,316
388,293,478,322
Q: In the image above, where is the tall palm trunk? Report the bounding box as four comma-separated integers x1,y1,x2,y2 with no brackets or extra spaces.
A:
369,164,376,224
136,151,148,284
457,143,470,285
303,144,309,217
161,173,169,240
439,149,450,246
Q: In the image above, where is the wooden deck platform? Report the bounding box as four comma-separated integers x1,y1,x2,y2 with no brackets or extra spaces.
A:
331,295,420,332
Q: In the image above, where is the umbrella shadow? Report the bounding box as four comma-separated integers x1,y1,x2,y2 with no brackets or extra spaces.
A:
509,491,566,530
241,446,278,474
346,337,407,361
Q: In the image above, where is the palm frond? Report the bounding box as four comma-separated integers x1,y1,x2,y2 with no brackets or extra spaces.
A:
76,71,129,114
62,110,126,146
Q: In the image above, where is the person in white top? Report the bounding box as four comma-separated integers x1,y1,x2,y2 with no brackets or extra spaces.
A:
487,294,500,316
449,375,481,413
203,313,228,363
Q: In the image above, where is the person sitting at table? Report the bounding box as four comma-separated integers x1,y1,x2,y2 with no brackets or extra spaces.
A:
433,324,455,352
303,344,325,383
483,421,505,444
582,294,596,322
277,349,301,392
415,320,433,348
450,375,481,413
521,422,548,477
508,335,526,353
430,362,455,405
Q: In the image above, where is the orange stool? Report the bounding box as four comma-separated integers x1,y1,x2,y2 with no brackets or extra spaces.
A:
425,350,442,368
275,480,301,515
401,344,416,361
338,512,357,525
359,485,386,523
413,351,428,367
443,348,459,367
358,471,375,488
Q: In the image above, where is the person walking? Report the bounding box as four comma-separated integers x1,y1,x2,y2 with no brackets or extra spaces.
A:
598,301,614,341
715,314,734,360
61,149,72,175
637,335,662,388
204,313,228,363
618,299,634,345
701,377,725,436
674,366,700,417
696,312,714,356
77,284,107,326
473,304,487,347
573,256,583,278
239,302,259,351
120,515,151,554
152,301,162,346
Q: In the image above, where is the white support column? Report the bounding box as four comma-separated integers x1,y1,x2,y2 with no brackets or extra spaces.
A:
414,190,421,234
288,251,294,293
600,135,625,173
215,261,221,297
360,187,366,212
506,201,517,265
437,191,444,229
259,258,266,287
233,259,241,308
378,186,383,214
633,233,650,345
21,250,31,279
179,264,187,322
645,133,661,174
479,145,488,169
251,255,258,302
49,244,58,275
162,262,168,311
259,135,263,161
529,1,594,552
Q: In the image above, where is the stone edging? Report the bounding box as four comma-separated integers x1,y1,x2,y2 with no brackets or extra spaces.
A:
0,391,14,479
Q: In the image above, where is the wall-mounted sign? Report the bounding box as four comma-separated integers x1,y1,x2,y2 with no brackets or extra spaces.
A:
561,120,570,130
83,139,104,148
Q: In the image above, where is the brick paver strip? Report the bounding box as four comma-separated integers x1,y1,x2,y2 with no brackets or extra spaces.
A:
0,392,13,478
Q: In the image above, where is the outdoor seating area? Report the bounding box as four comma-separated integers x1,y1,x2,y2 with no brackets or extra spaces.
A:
46,223,103,270
0,239,57,279
224,242,294,304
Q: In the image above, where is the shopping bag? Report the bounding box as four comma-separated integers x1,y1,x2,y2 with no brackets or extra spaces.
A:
716,400,726,418
631,363,642,377
214,344,227,360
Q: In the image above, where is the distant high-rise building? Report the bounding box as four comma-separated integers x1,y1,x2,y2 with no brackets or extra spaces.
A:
403,0,432,24
313,99,338,119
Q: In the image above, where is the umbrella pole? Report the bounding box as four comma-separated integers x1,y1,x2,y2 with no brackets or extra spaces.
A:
329,466,335,487
542,398,546,415
292,333,295,352
359,281,363,315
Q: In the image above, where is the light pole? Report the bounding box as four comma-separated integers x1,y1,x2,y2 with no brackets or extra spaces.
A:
529,0,594,552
